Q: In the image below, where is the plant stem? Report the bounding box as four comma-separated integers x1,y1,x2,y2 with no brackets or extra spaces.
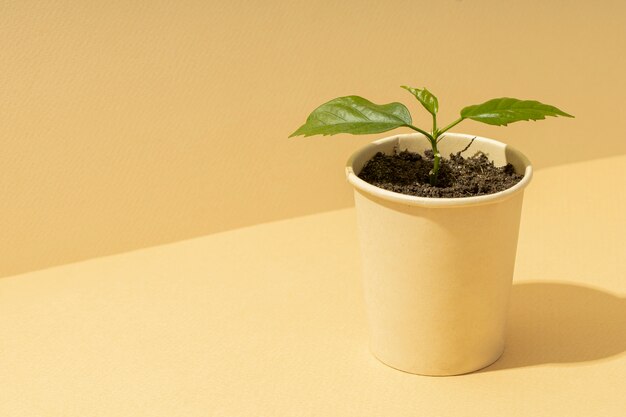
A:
428,116,466,185
429,112,441,186
429,139,441,186
406,116,456,186
405,124,434,142
438,116,464,135
432,113,437,136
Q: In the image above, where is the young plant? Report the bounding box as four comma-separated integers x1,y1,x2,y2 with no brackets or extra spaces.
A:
289,87,573,185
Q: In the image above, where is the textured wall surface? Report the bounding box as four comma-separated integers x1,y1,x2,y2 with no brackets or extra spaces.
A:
1,0,625,277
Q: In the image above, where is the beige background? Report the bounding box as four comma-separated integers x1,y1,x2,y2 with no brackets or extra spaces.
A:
2,0,625,277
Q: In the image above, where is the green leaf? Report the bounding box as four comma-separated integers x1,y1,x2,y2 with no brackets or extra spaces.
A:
400,85,438,116
460,97,574,126
289,96,412,137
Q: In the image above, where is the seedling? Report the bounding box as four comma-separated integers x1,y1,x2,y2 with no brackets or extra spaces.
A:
290,87,573,185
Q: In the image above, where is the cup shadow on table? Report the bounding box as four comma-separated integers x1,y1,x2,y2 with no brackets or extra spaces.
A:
481,281,626,372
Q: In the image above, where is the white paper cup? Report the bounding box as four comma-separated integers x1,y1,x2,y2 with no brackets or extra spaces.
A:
346,133,532,375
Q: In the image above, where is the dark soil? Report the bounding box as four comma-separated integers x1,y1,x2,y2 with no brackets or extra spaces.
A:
358,147,524,198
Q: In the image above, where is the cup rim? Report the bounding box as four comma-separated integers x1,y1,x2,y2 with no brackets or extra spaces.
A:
345,132,533,208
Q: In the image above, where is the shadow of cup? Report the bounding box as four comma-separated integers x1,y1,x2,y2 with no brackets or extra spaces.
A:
483,282,626,371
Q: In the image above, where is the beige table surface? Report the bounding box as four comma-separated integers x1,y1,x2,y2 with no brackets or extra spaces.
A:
2,155,625,416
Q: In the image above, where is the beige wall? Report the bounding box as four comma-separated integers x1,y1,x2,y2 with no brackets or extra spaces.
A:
1,0,625,277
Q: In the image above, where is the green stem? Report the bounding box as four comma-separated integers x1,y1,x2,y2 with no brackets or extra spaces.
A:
405,124,435,142
432,113,437,137
427,112,442,185
438,116,464,135
429,139,441,186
